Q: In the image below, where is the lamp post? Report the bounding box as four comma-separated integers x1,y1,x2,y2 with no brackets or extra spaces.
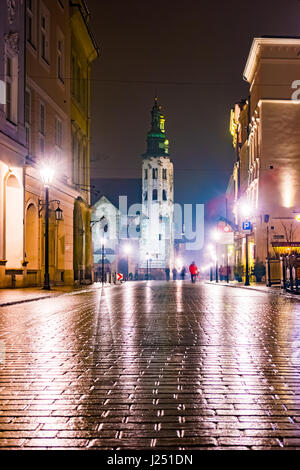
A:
100,237,105,285
40,166,55,290
124,244,132,280
146,253,150,280
212,230,221,283
239,201,253,287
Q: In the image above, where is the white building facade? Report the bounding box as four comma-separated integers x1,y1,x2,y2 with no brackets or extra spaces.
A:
139,99,174,278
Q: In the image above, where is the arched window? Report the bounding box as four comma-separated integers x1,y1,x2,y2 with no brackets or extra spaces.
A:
152,189,158,201
152,168,158,179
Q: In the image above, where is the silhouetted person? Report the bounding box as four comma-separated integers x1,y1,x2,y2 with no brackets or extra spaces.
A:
165,267,170,281
172,268,177,280
180,266,186,280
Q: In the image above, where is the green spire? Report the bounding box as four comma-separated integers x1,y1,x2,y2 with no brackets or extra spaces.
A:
142,98,169,157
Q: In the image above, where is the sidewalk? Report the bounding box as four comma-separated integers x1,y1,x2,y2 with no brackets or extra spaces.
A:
0,284,96,307
205,280,300,297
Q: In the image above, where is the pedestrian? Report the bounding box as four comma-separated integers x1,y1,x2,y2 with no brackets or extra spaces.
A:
180,266,186,280
189,262,198,283
172,267,177,280
165,266,170,281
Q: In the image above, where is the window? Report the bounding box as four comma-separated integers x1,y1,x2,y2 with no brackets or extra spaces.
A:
58,0,64,8
40,4,50,63
144,169,148,180
39,103,45,156
71,55,75,96
5,55,18,123
25,89,31,148
40,103,45,134
57,34,65,83
152,168,158,179
163,168,167,180
76,63,81,102
26,0,37,47
144,191,148,202
152,189,158,201
55,117,62,148
162,190,167,201
159,234,162,241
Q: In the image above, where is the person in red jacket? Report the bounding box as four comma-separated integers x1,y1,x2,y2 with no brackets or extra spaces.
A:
189,262,198,283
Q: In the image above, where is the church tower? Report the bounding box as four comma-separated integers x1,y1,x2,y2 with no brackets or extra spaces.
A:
139,98,174,278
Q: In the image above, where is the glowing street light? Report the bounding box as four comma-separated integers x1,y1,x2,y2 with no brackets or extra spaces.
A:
40,166,55,188
239,201,253,218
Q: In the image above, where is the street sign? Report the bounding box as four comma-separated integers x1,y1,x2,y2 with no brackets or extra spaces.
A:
117,273,123,281
218,232,234,245
242,221,252,231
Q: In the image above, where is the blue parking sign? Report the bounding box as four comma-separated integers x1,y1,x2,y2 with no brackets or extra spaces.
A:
242,221,252,231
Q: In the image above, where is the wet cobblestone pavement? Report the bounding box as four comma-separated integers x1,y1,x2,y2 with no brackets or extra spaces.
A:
1,281,300,450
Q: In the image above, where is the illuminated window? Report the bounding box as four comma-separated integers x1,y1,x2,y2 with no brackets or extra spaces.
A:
152,168,158,179
153,189,158,201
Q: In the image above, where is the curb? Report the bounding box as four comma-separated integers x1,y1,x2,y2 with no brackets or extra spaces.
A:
0,286,98,308
205,281,300,299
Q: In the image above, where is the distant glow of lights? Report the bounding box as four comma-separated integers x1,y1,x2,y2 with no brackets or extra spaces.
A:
101,237,106,245
295,214,300,222
175,257,183,272
124,244,132,255
211,230,221,241
239,201,253,218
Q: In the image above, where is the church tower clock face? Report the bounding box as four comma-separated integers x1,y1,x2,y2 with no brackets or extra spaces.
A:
139,98,175,277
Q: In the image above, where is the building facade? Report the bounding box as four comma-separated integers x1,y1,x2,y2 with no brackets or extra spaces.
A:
1,0,98,288
0,0,27,287
228,37,300,276
139,98,174,278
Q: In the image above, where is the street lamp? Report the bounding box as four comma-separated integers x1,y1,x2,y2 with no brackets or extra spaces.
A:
124,244,132,280
100,237,106,285
211,230,221,283
146,253,150,280
40,166,56,290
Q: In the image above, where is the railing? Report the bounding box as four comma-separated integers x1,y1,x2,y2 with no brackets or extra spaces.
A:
280,255,300,294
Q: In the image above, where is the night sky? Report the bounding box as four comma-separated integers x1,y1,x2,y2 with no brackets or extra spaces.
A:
89,0,300,218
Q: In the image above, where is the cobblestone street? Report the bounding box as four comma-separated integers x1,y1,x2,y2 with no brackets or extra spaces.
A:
1,281,300,450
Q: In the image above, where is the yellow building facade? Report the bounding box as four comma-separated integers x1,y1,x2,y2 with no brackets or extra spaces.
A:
1,0,98,288
228,37,300,278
